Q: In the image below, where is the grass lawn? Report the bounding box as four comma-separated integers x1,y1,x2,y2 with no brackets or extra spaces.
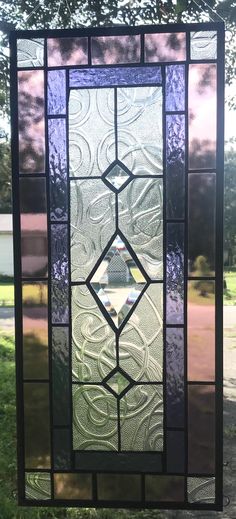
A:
0,335,163,519
0,284,14,306
224,271,236,306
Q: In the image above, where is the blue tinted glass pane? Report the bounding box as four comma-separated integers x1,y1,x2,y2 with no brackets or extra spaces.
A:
52,327,70,426
51,224,69,324
165,65,185,111
166,430,185,473
166,114,185,219
166,328,184,427
48,70,66,115
166,223,184,324
49,118,68,221
69,66,162,88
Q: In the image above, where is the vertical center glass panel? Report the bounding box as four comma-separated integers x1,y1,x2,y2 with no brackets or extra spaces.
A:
69,86,163,452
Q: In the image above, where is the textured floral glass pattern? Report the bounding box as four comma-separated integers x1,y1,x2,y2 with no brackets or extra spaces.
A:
70,179,116,282
166,328,184,427
188,477,215,504
166,114,185,219
17,38,44,67
119,178,163,279
25,472,51,500
69,67,162,88
72,285,116,382
91,35,140,65
52,327,70,426
48,70,66,115
166,223,184,324
48,118,67,221
190,31,217,60
119,284,163,382
69,88,115,177
165,65,185,111
51,224,69,324
117,87,163,175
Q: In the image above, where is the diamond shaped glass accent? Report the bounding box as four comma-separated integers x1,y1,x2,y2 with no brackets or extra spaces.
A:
105,164,130,191
106,369,131,396
90,235,146,327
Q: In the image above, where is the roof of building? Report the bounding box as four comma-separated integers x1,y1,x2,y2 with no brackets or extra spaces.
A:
0,214,13,233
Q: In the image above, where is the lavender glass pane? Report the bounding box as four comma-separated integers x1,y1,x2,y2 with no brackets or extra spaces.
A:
167,430,185,473
166,114,185,219
51,224,69,324
52,327,69,426
69,66,162,88
47,37,88,66
18,70,45,174
166,328,184,427
166,223,184,324
48,118,67,221
91,35,140,65
165,65,185,111
145,33,186,62
20,177,48,278
189,64,216,169
48,70,66,115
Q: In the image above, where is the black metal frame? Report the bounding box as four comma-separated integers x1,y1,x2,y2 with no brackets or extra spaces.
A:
10,21,224,510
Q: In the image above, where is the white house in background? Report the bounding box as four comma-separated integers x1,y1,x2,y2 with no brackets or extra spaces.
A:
0,214,14,277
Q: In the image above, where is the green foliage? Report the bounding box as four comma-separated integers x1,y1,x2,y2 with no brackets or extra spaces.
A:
0,140,11,213
224,141,236,265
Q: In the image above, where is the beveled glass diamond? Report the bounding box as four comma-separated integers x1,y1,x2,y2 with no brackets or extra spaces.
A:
106,369,131,396
90,234,146,327
105,164,130,191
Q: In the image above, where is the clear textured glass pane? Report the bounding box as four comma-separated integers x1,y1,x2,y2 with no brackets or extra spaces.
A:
145,33,186,62
117,87,163,175
47,37,88,66
51,224,69,324
72,285,116,382
22,282,48,379
17,38,44,67
105,163,130,191
166,114,185,219
20,177,48,278
106,370,131,395
145,475,185,501
54,473,92,499
90,235,146,328
120,385,163,451
73,385,118,451
48,70,66,115
91,35,140,65
69,89,115,177
166,328,184,427
52,327,69,426
70,179,115,282
25,472,51,500
191,31,217,60
24,383,51,468
69,66,162,88
119,178,163,279
97,474,141,501
18,70,45,174
188,280,215,381
119,284,163,382
188,384,215,474
188,173,216,275
49,118,68,221
188,477,215,504
189,64,216,169
165,65,185,111
166,223,184,324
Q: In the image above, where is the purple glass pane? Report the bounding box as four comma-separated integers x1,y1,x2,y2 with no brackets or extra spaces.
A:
167,430,185,474
165,65,185,111
166,328,184,427
48,118,67,221
145,33,186,62
69,66,162,88
91,35,140,65
166,223,184,324
47,37,88,66
51,224,69,324
166,114,185,219
48,70,66,115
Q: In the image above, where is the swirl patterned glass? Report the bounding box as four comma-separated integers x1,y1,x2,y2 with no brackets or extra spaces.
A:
11,22,224,511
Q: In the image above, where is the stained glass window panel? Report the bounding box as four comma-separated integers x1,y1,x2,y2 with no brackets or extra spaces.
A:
11,23,224,511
